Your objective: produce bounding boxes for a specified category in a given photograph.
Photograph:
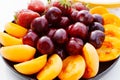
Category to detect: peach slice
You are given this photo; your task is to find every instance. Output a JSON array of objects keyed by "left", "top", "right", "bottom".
[
  {"left": 0, "top": 45, "right": 36, "bottom": 62},
  {"left": 4, "top": 22, "right": 28, "bottom": 38},
  {"left": 102, "top": 13, "right": 120, "bottom": 26},
  {"left": 14, "top": 54, "right": 47, "bottom": 75},
  {"left": 0, "top": 32, "right": 22, "bottom": 46},
  {"left": 58, "top": 55, "right": 86, "bottom": 80},
  {"left": 89, "top": 6, "right": 109, "bottom": 15},
  {"left": 104, "top": 24, "right": 120, "bottom": 39},
  {"left": 37, "top": 54, "right": 62, "bottom": 80},
  {"left": 97, "top": 36, "right": 120, "bottom": 62},
  {"left": 82, "top": 43, "right": 99, "bottom": 78}
]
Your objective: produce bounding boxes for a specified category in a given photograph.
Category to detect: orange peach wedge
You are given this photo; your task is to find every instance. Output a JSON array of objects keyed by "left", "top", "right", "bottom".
[
  {"left": 89, "top": 6, "right": 109, "bottom": 15},
  {"left": 37, "top": 54, "right": 62, "bottom": 80},
  {"left": 0, "top": 32, "right": 22, "bottom": 46},
  {"left": 102, "top": 13, "right": 120, "bottom": 26},
  {"left": 4, "top": 22, "right": 28, "bottom": 38},
  {"left": 104, "top": 24, "right": 120, "bottom": 39},
  {"left": 82, "top": 43, "right": 99, "bottom": 78},
  {"left": 14, "top": 54, "right": 47, "bottom": 75},
  {"left": 58, "top": 55, "right": 86, "bottom": 80},
  {"left": 97, "top": 36, "right": 120, "bottom": 62},
  {"left": 0, "top": 45, "right": 36, "bottom": 62}
]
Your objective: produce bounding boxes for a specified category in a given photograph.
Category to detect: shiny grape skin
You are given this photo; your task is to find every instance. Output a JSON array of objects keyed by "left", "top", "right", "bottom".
[
  {"left": 47, "top": 28, "right": 57, "bottom": 39},
  {"left": 90, "top": 22, "right": 105, "bottom": 32},
  {"left": 67, "top": 22, "right": 88, "bottom": 40},
  {"left": 73, "top": 2, "right": 88, "bottom": 11},
  {"left": 45, "top": 7, "right": 62, "bottom": 24},
  {"left": 89, "top": 30, "right": 105, "bottom": 49},
  {"left": 66, "top": 37, "right": 84, "bottom": 55},
  {"left": 76, "top": 10, "right": 94, "bottom": 25},
  {"left": 52, "top": 28, "right": 68, "bottom": 44},
  {"left": 31, "top": 16, "right": 48, "bottom": 35},
  {"left": 22, "top": 31, "right": 39, "bottom": 47},
  {"left": 93, "top": 14, "right": 104, "bottom": 25},
  {"left": 70, "top": 10, "right": 78, "bottom": 23},
  {"left": 59, "top": 17, "right": 70, "bottom": 28},
  {"left": 54, "top": 48, "right": 68, "bottom": 60},
  {"left": 37, "top": 36, "right": 54, "bottom": 54},
  {"left": 53, "top": 1, "right": 72, "bottom": 16}
]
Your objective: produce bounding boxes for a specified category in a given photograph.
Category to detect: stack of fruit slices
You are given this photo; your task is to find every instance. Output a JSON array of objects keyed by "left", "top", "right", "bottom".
[{"left": 0, "top": 0, "right": 120, "bottom": 80}]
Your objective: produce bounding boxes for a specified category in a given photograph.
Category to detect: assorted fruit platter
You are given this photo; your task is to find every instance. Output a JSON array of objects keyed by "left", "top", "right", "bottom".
[{"left": 0, "top": 0, "right": 120, "bottom": 80}]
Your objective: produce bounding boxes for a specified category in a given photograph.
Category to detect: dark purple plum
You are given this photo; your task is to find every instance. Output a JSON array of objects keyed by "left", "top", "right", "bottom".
[
  {"left": 89, "top": 30, "right": 105, "bottom": 49},
  {"left": 70, "top": 10, "right": 78, "bottom": 23},
  {"left": 59, "top": 17, "right": 70, "bottom": 28},
  {"left": 76, "top": 10, "right": 94, "bottom": 25},
  {"left": 67, "top": 22, "right": 88, "bottom": 40},
  {"left": 73, "top": 2, "right": 88, "bottom": 11},
  {"left": 93, "top": 14, "right": 104, "bottom": 24},
  {"left": 90, "top": 22, "right": 105, "bottom": 32},
  {"left": 37, "top": 36, "right": 54, "bottom": 54},
  {"left": 22, "top": 31, "right": 39, "bottom": 47},
  {"left": 45, "top": 7, "right": 62, "bottom": 24},
  {"left": 47, "top": 28, "right": 57, "bottom": 38},
  {"left": 31, "top": 16, "right": 48, "bottom": 35},
  {"left": 66, "top": 37, "right": 84, "bottom": 55},
  {"left": 53, "top": 28, "right": 68, "bottom": 44}
]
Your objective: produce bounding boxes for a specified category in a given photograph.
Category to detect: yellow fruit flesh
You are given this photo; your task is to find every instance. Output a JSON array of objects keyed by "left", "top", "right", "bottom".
[
  {"left": 0, "top": 45, "right": 36, "bottom": 62},
  {"left": 102, "top": 13, "right": 120, "bottom": 26},
  {"left": 72, "top": 0, "right": 120, "bottom": 8},
  {"left": 97, "top": 36, "right": 120, "bottom": 62},
  {"left": 4, "top": 22, "right": 28, "bottom": 38},
  {"left": 14, "top": 54, "right": 47, "bottom": 75},
  {"left": 104, "top": 24, "right": 120, "bottom": 39},
  {"left": 82, "top": 43, "right": 99, "bottom": 78},
  {"left": 0, "top": 32, "right": 22, "bottom": 46},
  {"left": 37, "top": 54, "right": 62, "bottom": 80},
  {"left": 58, "top": 55, "right": 86, "bottom": 80},
  {"left": 89, "top": 6, "right": 109, "bottom": 15}
]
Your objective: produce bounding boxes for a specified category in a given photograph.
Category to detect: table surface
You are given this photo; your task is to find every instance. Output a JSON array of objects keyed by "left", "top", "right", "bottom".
[{"left": 0, "top": 0, "right": 120, "bottom": 80}]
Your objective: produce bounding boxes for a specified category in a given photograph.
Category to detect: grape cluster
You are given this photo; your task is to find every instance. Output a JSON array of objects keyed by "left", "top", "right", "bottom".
[{"left": 22, "top": 1, "right": 105, "bottom": 59}]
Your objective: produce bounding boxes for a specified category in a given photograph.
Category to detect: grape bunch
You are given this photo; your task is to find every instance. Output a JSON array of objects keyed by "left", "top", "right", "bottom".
[{"left": 16, "top": 0, "right": 105, "bottom": 59}]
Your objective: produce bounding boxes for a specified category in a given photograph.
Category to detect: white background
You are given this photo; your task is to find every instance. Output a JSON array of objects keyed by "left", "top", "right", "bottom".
[{"left": 0, "top": 0, "right": 120, "bottom": 80}]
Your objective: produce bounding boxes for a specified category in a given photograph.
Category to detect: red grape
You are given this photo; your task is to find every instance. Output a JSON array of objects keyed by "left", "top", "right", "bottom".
[
  {"left": 93, "top": 14, "right": 104, "bottom": 24},
  {"left": 76, "top": 10, "right": 93, "bottom": 25},
  {"left": 89, "top": 30, "right": 105, "bottom": 48},
  {"left": 73, "top": 2, "right": 88, "bottom": 11},
  {"left": 31, "top": 16, "right": 48, "bottom": 35},
  {"left": 66, "top": 37, "right": 84, "bottom": 55},
  {"left": 70, "top": 10, "right": 78, "bottom": 23},
  {"left": 37, "top": 36, "right": 54, "bottom": 54},
  {"left": 67, "top": 22, "right": 88, "bottom": 40},
  {"left": 59, "top": 17, "right": 70, "bottom": 28},
  {"left": 53, "top": 1, "right": 72, "bottom": 16},
  {"left": 90, "top": 22, "right": 105, "bottom": 32},
  {"left": 53, "top": 28, "right": 68, "bottom": 44},
  {"left": 45, "top": 7, "right": 62, "bottom": 24},
  {"left": 22, "top": 31, "right": 39, "bottom": 47}
]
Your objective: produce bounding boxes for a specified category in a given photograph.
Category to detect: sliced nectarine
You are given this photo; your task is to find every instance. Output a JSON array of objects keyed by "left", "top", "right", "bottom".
[
  {"left": 0, "top": 32, "right": 22, "bottom": 46},
  {"left": 89, "top": 6, "right": 109, "bottom": 15},
  {"left": 4, "top": 22, "right": 28, "bottom": 38},
  {"left": 37, "top": 54, "right": 62, "bottom": 80},
  {"left": 58, "top": 55, "right": 86, "bottom": 80},
  {"left": 0, "top": 45, "right": 36, "bottom": 62},
  {"left": 104, "top": 24, "right": 120, "bottom": 39},
  {"left": 97, "top": 36, "right": 120, "bottom": 62},
  {"left": 82, "top": 43, "right": 99, "bottom": 78},
  {"left": 14, "top": 54, "right": 47, "bottom": 75},
  {"left": 102, "top": 13, "right": 120, "bottom": 26}
]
